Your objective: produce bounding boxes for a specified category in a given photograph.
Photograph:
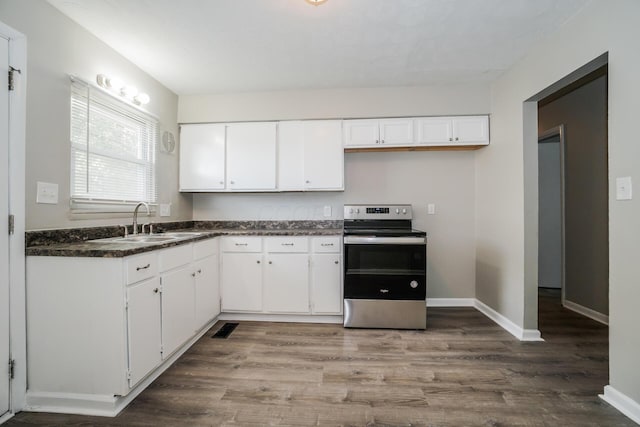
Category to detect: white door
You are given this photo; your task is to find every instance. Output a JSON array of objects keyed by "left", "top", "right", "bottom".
[
  {"left": 0, "top": 35, "right": 11, "bottom": 417},
  {"left": 452, "top": 116, "right": 489, "bottom": 144},
  {"left": 194, "top": 256, "right": 220, "bottom": 329},
  {"left": 220, "top": 253, "right": 263, "bottom": 312},
  {"left": 161, "top": 267, "right": 195, "bottom": 358},
  {"left": 126, "top": 278, "right": 162, "bottom": 387},
  {"left": 226, "top": 122, "right": 276, "bottom": 190},
  {"left": 415, "top": 117, "right": 454, "bottom": 145},
  {"left": 277, "top": 121, "right": 305, "bottom": 190},
  {"left": 379, "top": 118, "right": 414, "bottom": 146},
  {"left": 264, "top": 254, "right": 309, "bottom": 313},
  {"left": 343, "top": 119, "right": 379, "bottom": 147},
  {"left": 179, "top": 123, "right": 226, "bottom": 190},
  {"left": 311, "top": 254, "right": 342, "bottom": 314},
  {"left": 303, "top": 120, "right": 343, "bottom": 190}
]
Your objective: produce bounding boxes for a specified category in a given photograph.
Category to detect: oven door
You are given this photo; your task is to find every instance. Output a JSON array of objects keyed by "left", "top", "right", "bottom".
[{"left": 343, "top": 236, "right": 426, "bottom": 300}]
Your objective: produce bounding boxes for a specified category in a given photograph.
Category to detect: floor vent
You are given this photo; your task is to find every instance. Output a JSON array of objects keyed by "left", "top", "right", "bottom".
[{"left": 212, "top": 322, "right": 239, "bottom": 339}]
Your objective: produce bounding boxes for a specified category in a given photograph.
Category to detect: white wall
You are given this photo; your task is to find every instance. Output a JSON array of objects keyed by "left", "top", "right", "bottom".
[
  {"left": 476, "top": 0, "right": 640, "bottom": 408},
  {"left": 0, "top": 0, "right": 191, "bottom": 230},
  {"left": 182, "top": 83, "right": 490, "bottom": 299}
]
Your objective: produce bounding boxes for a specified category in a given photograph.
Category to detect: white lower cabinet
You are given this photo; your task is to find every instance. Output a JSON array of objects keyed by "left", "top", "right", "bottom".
[
  {"left": 310, "top": 254, "right": 342, "bottom": 314},
  {"left": 264, "top": 253, "right": 310, "bottom": 313},
  {"left": 220, "top": 236, "right": 342, "bottom": 316},
  {"left": 221, "top": 252, "right": 263, "bottom": 312},
  {"left": 126, "top": 277, "right": 162, "bottom": 387},
  {"left": 25, "top": 237, "right": 221, "bottom": 416},
  {"left": 160, "top": 265, "right": 196, "bottom": 358}
]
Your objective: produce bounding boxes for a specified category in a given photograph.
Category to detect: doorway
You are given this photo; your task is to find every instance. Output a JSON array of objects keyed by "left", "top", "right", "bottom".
[{"left": 537, "top": 66, "right": 609, "bottom": 326}]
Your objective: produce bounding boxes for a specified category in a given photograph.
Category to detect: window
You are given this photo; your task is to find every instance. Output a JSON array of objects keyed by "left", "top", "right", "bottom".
[{"left": 70, "top": 77, "right": 158, "bottom": 213}]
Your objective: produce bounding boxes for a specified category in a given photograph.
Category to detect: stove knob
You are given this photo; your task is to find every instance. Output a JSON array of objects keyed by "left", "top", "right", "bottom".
[
  {"left": 349, "top": 208, "right": 354, "bottom": 214},
  {"left": 395, "top": 208, "right": 400, "bottom": 214},
  {"left": 402, "top": 208, "right": 407, "bottom": 215},
  {"left": 355, "top": 208, "right": 360, "bottom": 213},
  {"left": 410, "top": 280, "right": 418, "bottom": 289}
]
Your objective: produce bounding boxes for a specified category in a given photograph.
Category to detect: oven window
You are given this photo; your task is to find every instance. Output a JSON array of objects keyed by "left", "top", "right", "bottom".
[{"left": 344, "top": 244, "right": 425, "bottom": 276}]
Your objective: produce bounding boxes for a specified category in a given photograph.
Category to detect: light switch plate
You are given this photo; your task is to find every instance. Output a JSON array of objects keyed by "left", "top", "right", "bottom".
[
  {"left": 427, "top": 203, "right": 436, "bottom": 215},
  {"left": 616, "top": 176, "right": 632, "bottom": 200},
  {"left": 160, "top": 203, "right": 171, "bottom": 217},
  {"left": 323, "top": 205, "right": 332, "bottom": 217},
  {"left": 36, "top": 181, "right": 59, "bottom": 204}
]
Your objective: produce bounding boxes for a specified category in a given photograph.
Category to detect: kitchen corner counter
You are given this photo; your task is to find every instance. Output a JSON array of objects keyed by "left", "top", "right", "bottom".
[{"left": 26, "top": 223, "right": 343, "bottom": 258}]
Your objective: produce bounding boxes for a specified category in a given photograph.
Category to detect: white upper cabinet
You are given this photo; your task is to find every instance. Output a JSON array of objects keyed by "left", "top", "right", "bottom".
[
  {"left": 415, "top": 116, "right": 489, "bottom": 146},
  {"left": 226, "top": 122, "right": 277, "bottom": 190},
  {"left": 278, "top": 120, "right": 343, "bottom": 191},
  {"left": 343, "top": 119, "right": 380, "bottom": 146},
  {"left": 179, "top": 123, "right": 226, "bottom": 191},
  {"left": 302, "top": 120, "right": 343, "bottom": 190},
  {"left": 378, "top": 119, "right": 414, "bottom": 146},
  {"left": 344, "top": 118, "right": 414, "bottom": 147}
]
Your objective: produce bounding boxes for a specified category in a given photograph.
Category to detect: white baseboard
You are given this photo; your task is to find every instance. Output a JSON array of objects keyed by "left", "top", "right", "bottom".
[
  {"left": 25, "top": 317, "right": 219, "bottom": 417},
  {"left": 0, "top": 412, "right": 14, "bottom": 425},
  {"left": 600, "top": 385, "right": 640, "bottom": 425},
  {"left": 219, "top": 313, "right": 343, "bottom": 324},
  {"left": 563, "top": 299, "right": 609, "bottom": 325},
  {"left": 474, "top": 299, "right": 543, "bottom": 342},
  {"left": 427, "top": 298, "right": 475, "bottom": 307}
]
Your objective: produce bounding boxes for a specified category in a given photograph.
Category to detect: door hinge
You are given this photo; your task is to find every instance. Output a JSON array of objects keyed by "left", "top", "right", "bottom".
[
  {"left": 8, "top": 215, "right": 15, "bottom": 235},
  {"left": 8, "top": 359, "right": 15, "bottom": 380},
  {"left": 8, "top": 66, "right": 21, "bottom": 91},
  {"left": 160, "top": 345, "right": 164, "bottom": 355},
  {"left": 126, "top": 370, "right": 132, "bottom": 380}
]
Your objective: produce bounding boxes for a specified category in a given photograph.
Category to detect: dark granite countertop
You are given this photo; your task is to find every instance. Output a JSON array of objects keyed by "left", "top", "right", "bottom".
[{"left": 26, "top": 225, "right": 343, "bottom": 258}]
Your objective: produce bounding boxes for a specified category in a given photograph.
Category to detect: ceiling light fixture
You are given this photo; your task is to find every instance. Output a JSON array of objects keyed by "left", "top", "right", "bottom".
[{"left": 305, "top": 0, "right": 328, "bottom": 6}]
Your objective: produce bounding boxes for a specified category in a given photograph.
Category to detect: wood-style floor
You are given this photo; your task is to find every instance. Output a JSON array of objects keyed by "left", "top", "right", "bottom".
[{"left": 7, "top": 290, "right": 633, "bottom": 426}]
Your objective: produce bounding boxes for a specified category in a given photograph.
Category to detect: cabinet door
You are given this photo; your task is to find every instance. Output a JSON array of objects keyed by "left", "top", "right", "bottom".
[
  {"left": 194, "top": 255, "right": 220, "bottom": 329},
  {"left": 278, "top": 121, "right": 305, "bottom": 191},
  {"left": 264, "top": 254, "right": 310, "bottom": 313},
  {"left": 221, "top": 253, "right": 263, "bottom": 312},
  {"left": 453, "top": 116, "right": 489, "bottom": 145},
  {"left": 379, "top": 118, "right": 414, "bottom": 146},
  {"left": 179, "top": 124, "right": 226, "bottom": 190},
  {"left": 303, "top": 120, "right": 344, "bottom": 190},
  {"left": 161, "top": 266, "right": 196, "bottom": 358},
  {"left": 127, "top": 277, "right": 162, "bottom": 387},
  {"left": 226, "top": 122, "right": 277, "bottom": 190},
  {"left": 415, "top": 117, "right": 454, "bottom": 145},
  {"left": 343, "top": 119, "right": 380, "bottom": 147},
  {"left": 311, "top": 254, "right": 342, "bottom": 314}
]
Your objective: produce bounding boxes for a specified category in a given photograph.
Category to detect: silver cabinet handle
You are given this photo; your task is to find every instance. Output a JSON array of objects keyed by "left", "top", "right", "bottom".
[
  {"left": 334, "top": 260, "right": 339, "bottom": 264},
  {"left": 192, "top": 272, "right": 196, "bottom": 277},
  {"left": 153, "top": 288, "right": 159, "bottom": 293},
  {"left": 305, "top": 180, "right": 310, "bottom": 184},
  {"left": 455, "top": 137, "right": 459, "bottom": 141},
  {"left": 136, "top": 263, "right": 150, "bottom": 271},
  {"left": 281, "top": 243, "right": 294, "bottom": 246},
  {"left": 230, "top": 180, "right": 235, "bottom": 184},
  {"left": 449, "top": 137, "right": 453, "bottom": 141},
  {"left": 197, "top": 269, "right": 202, "bottom": 274},
  {"left": 380, "top": 289, "right": 389, "bottom": 293},
  {"left": 219, "top": 181, "right": 224, "bottom": 185},
  {"left": 235, "top": 243, "right": 248, "bottom": 246},
  {"left": 375, "top": 139, "right": 380, "bottom": 144},
  {"left": 381, "top": 140, "right": 385, "bottom": 144},
  {"left": 256, "top": 260, "right": 261, "bottom": 264},
  {"left": 268, "top": 261, "right": 272, "bottom": 264},
  {"left": 321, "top": 243, "right": 334, "bottom": 246}
]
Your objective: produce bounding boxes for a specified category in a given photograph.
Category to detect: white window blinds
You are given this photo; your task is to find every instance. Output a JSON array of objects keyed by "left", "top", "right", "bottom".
[{"left": 70, "top": 78, "right": 158, "bottom": 212}]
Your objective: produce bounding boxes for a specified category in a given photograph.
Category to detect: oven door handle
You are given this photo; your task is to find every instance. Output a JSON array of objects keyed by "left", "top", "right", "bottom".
[{"left": 343, "top": 236, "right": 426, "bottom": 245}]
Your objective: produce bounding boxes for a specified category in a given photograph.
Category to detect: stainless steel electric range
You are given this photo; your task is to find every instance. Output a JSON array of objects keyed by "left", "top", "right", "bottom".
[{"left": 343, "top": 204, "right": 427, "bottom": 330}]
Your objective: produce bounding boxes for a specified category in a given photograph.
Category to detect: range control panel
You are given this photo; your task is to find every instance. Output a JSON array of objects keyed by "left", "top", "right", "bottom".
[{"left": 344, "top": 204, "right": 413, "bottom": 220}]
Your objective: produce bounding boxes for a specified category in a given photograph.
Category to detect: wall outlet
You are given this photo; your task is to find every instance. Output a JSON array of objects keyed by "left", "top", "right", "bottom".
[
  {"left": 427, "top": 203, "right": 436, "bottom": 215},
  {"left": 616, "top": 176, "right": 632, "bottom": 200},
  {"left": 36, "top": 181, "right": 59, "bottom": 204},
  {"left": 160, "top": 203, "right": 171, "bottom": 217},
  {"left": 323, "top": 205, "right": 332, "bottom": 217}
]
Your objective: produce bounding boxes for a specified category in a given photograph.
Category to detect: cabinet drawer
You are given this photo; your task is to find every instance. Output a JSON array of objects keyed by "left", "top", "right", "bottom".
[
  {"left": 312, "top": 237, "right": 342, "bottom": 253},
  {"left": 158, "top": 244, "right": 193, "bottom": 272},
  {"left": 126, "top": 252, "right": 158, "bottom": 285},
  {"left": 221, "top": 237, "right": 262, "bottom": 252},
  {"left": 193, "top": 238, "right": 218, "bottom": 260},
  {"left": 265, "top": 236, "right": 309, "bottom": 253}
]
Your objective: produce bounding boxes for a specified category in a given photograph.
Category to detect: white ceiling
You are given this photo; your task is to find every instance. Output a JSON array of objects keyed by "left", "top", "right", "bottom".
[{"left": 47, "top": 0, "right": 589, "bottom": 95}]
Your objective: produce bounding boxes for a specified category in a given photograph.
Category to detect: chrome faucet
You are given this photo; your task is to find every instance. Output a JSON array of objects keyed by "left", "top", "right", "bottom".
[{"left": 132, "top": 202, "right": 150, "bottom": 235}]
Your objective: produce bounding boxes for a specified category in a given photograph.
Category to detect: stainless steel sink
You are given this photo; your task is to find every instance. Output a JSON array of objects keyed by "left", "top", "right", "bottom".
[
  {"left": 119, "top": 235, "right": 177, "bottom": 243},
  {"left": 160, "top": 231, "right": 206, "bottom": 238},
  {"left": 89, "top": 231, "right": 206, "bottom": 244}
]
